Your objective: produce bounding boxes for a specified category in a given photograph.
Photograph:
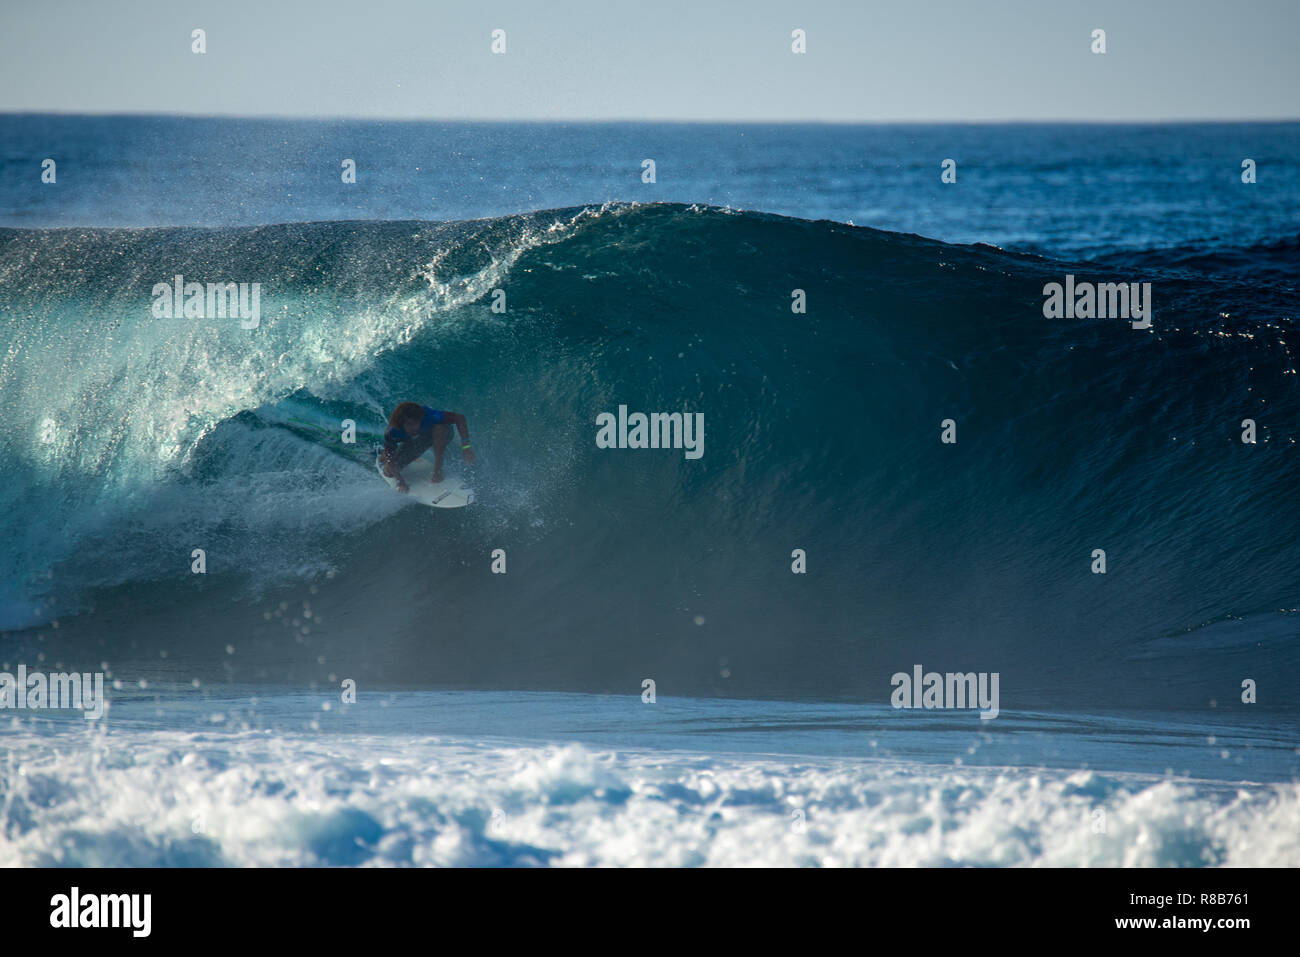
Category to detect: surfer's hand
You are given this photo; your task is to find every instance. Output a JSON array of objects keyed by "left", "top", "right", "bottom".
[
  {"left": 396, "top": 479, "right": 409, "bottom": 493},
  {"left": 462, "top": 447, "right": 476, "bottom": 466}
]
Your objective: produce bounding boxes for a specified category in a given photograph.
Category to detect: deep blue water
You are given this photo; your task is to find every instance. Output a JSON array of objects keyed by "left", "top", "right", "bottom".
[
  {"left": 0, "top": 117, "right": 1297, "bottom": 866},
  {"left": 3, "top": 117, "right": 1298, "bottom": 255}
]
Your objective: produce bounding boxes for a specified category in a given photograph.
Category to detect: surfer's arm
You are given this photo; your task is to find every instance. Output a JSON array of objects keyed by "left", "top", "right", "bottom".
[
  {"left": 379, "top": 433, "right": 410, "bottom": 490},
  {"left": 445, "top": 412, "right": 475, "bottom": 464},
  {"left": 386, "top": 457, "right": 410, "bottom": 492},
  {"left": 445, "top": 412, "right": 469, "bottom": 443}
]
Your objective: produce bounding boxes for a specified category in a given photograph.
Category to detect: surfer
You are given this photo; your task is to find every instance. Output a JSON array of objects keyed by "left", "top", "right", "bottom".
[{"left": 379, "top": 401, "right": 475, "bottom": 493}]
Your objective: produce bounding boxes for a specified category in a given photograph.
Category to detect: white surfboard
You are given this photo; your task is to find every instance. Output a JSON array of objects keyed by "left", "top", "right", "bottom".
[{"left": 376, "top": 454, "right": 474, "bottom": 508}]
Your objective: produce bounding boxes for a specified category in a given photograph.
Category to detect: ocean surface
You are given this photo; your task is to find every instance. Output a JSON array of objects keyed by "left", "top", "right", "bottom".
[{"left": 1, "top": 117, "right": 1297, "bottom": 866}]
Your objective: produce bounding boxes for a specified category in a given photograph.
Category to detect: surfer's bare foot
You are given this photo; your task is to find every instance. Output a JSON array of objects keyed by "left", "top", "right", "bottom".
[
  {"left": 431, "top": 469, "right": 444, "bottom": 484},
  {"left": 396, "top": 479, "right": 409, "bottom": 493}
]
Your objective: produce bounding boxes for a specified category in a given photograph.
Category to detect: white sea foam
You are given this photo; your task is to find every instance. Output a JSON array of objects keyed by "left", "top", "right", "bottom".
[{"left": 2, "top": 725, "right": 1295, "bottom": 867}]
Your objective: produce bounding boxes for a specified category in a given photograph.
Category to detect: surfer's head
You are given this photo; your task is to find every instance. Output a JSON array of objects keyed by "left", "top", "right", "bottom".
[{"left": 389, "top": 401, "right": 424, "bottom": 436}]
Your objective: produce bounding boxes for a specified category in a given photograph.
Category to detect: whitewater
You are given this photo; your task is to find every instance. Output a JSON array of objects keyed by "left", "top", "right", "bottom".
[{"left": 4, "top": 691, "right": 1297, "bottom": 867}]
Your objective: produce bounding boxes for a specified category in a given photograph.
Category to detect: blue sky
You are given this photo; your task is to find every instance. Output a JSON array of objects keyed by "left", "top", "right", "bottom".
[{"left": 1, "top": 0, "right": 1296, "bottom": 121}]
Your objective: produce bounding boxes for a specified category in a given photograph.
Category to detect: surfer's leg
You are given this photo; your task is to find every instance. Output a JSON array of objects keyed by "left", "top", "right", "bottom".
[
  {"left": 394, "top": 433, "right": 434, "bottom": 470},
  {"left": 430, "top": 424, "right": 452, "bottom": 482}
]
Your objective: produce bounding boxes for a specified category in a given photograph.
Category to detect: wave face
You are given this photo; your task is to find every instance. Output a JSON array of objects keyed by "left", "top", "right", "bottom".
[{"left": 1, "top": 204, "right": 1298, "bottom": 708}]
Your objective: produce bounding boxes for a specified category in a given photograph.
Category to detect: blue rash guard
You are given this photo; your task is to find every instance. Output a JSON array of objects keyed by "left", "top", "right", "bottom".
[{"left": 383, "top": 406, "right": 448, "bottom": 454}]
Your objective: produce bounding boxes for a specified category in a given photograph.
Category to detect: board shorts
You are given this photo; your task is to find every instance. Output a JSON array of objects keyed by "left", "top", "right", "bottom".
[{"left": 389, "top": 423, "right": 451, "bottom": 469}]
